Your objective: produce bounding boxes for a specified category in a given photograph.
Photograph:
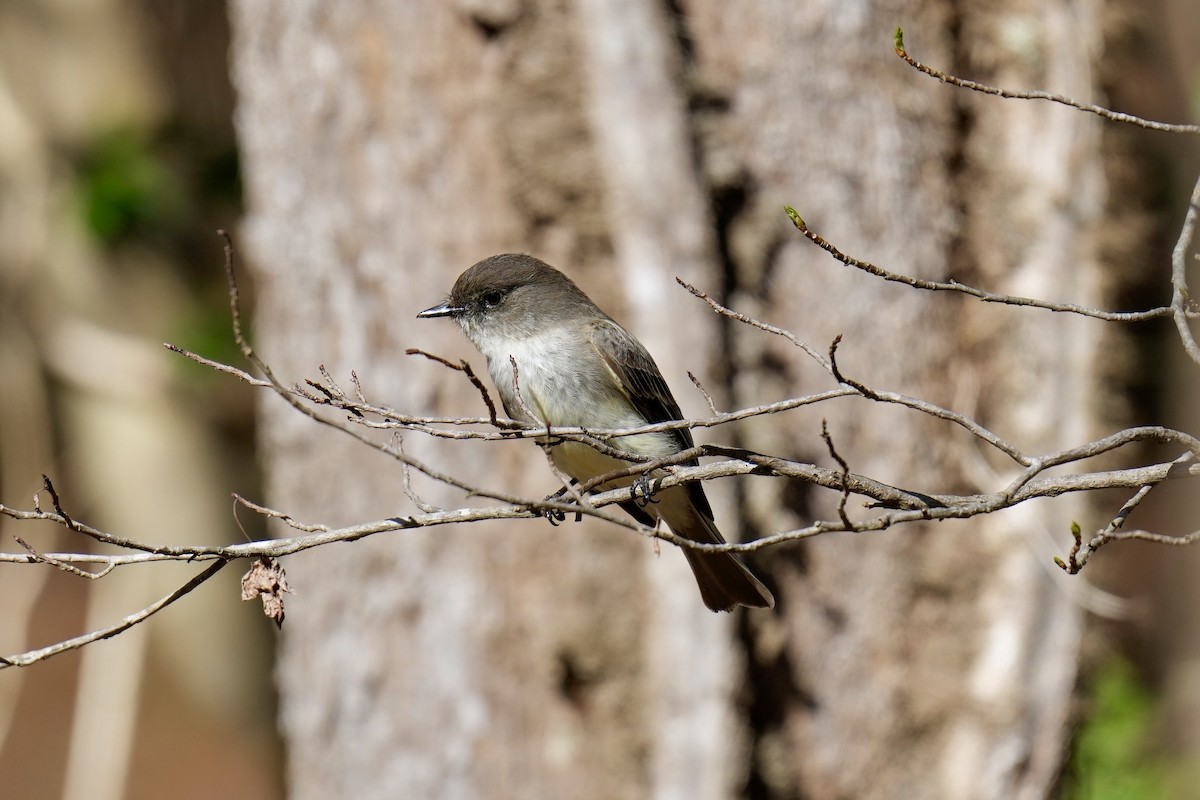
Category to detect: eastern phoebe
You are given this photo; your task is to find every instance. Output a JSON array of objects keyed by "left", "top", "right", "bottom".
[{"left": 418, "top": 254, "right": 774, "bottom": 612}]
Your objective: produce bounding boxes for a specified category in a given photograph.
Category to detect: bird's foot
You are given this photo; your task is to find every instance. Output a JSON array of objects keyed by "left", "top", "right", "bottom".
[
  {"left": 543, "top": 485, "right": 582, "bottom": 525},
  {"left": 632, "top": 473, "right": 659, "bottom": 508}
]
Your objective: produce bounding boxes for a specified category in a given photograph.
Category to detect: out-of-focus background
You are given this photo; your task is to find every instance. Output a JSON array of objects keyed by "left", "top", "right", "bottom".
[
  {"left": 0, "top": 2, "right": 1197, "bottom": 799},
  {"left": 0, "top": 2, "right": 278, "bottom": 798}
]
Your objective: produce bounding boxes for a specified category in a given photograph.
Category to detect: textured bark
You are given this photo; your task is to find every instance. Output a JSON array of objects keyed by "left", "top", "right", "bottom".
[
  {"left": 678, "top": 2, "right": 1097, "bottom": 795},
  {"left": 230, "top": 1, "right": 1124, "bottom": 797}
]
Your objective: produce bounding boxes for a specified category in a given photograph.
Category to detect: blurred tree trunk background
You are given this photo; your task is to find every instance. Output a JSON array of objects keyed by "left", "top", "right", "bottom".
[
  {"left": 2, "top": 1, "right": 1195, "bottom": 799},
  {"left": 0, "top": 2, "right": 275, "bottom": 799},
  {"left": 228, "top": 1, "right": 1199, "bottom": 798}
]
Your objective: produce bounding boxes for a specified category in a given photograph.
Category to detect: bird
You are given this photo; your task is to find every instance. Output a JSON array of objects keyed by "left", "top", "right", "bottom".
[{"left": 418, "top": 253, "right": 773, "bottom": 612}]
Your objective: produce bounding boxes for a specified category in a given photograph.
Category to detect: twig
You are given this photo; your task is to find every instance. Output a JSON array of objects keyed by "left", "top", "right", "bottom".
[
  {"left": 317, "top": 365, "right": 342, "bottom": 396},
  {"left": 0, "top": 560, "right": 229, "bottom": 669},
  {"left": 395, "top": 434, "right": 441, "bottom": 514},
  {"left": 508, "top": 355, "right": 541, "bottom": 425},
  {"left": 38, "top": 475, "right": 78, "bottom": 531},
  {"left": 350, "top": 388, "right": 857, "bottom": 440},
  {"left": 687, "top": 371, "right": 719, "bottom": 415},
  {"left": 406, "top": 348, "right": 504, "bottom": 426},
  {"left": 1090, "top": 528, "right": 1200, "bottom": 548},
  {"left": 893, "top": 27, "right": 1200, "bottom": 135},
  {"left": 1059, "top": 522, "right": 1085, "bottom": 574},
  {"left": 26, "top": 480, "right": 215, "bottom": 556},
  {"left": 350, "top": 370, "right": 367, "bottom": 403},
  {"left": 680, "top": 277, "right": 1031, "bottom": 463},
  {"left": 827, "top": 335, "right": 881, "bottom": 400},
  {"left": 1057, "top": 452, "right": 1199, "bottom": 573},
  {"left": 677, "top": 277, "right": 832, "bottom": 370},
  {"left": 163, "top": 343, "right": 272, "bottom": 387},
  {"left": 312, "top": 365, "right": 363, "bottom": 417},
  {"left": 541, "top": 455, "right": 591, "bottom": 515},
  {"left": 233, "top": 493, "right": 330, "bottom": 533},
  {"left": 1170, "top": 173, "right": 1200, "bottom": 365},
  {"left": 784, "top": 207, "right": 1173, "bottom": 323},
  {"left": 219, "top": 230, "right": 255, "bottom": 364},
  {"left": 13, "top": 536, "right": 115, "bottom": 580},
  {"left": 820, "top": 421, "right": 853, "bottom": 527}
]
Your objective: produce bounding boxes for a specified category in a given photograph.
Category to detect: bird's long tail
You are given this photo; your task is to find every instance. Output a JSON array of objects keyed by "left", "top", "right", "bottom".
[
  {"left": 679, "top": 529, "right": 775, "bottom": 612},
  {"left": 655, "top": 485, "right": 775, "bottom": 612}
]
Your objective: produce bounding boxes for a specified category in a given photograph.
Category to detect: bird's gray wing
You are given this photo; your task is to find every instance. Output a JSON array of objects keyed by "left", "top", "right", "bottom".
[
  {"left": 588, "top": 318, "right": 717, "bottom": 524},
  {"left": 587, "top": 319, "right": 692, "bottom": 448}
]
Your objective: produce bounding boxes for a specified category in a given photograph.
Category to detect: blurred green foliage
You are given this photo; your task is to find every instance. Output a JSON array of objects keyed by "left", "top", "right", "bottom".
[
  {"left": 70, "top": 117, "right": 246, "bottom": 387},
  {"left": 76, "top": 127, "right": 188, "bottom": 244},
  {"left": 72, "top": 119, "right": 241, "bottom": 271},
  {"left": 1066, "top": 657, "right": 1188, "bottom": 800}
]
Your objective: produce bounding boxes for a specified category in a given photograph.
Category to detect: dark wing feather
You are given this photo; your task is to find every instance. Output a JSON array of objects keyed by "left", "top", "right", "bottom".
[
  {"left": 588, "top": 319, "right": 714, "bottom": 518},
  {"left": 589, "top": 319, "right": 773, "bottom": 611},
  {"left": 587, "top": 319, "right": 693, "bottom": 451}
]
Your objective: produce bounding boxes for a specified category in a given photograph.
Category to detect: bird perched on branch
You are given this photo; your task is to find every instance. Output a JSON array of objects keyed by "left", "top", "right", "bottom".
[{"left": 418, "top": 254, "right": 773, "bottom": 612}]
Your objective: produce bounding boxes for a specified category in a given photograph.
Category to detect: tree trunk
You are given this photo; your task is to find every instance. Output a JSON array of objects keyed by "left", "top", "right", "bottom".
[{"left": 230, "top": 1, "right": 1121, "bottom": 797}]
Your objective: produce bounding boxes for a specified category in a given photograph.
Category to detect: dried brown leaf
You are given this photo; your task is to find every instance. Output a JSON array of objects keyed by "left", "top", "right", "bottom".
[{"left": 241, "top": 556, "right": 292, "bottom": 628}]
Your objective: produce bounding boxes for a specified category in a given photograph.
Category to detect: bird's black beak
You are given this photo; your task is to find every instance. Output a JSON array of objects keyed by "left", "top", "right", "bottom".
[{"left": 416, "top": 302, "right": 463, "bottom": 319}]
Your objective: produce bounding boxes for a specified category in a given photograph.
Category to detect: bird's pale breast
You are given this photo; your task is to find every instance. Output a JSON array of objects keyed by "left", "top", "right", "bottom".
[{"left": 479, "top": 328, "right": 679, "bottom": 484}]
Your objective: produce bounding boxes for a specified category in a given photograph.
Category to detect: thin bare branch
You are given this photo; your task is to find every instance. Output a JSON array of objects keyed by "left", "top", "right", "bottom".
[
  {"left": 13, "top": 536, "right": 116, "bottom": 580},
  {"left": 233, "top": 493, "right": 331, "bottom": 533},
  {"left": 1058, "top": 452, "right": 1199, "bottom": 572},
  {"left": 350, "top": 388, "right": 858, "bottom": 441},
  {"left": 687, "top": 371, "right": 719, "bottom": 415},
  {"left": 676, "top": 277, "right": 832, "bottom": 370},
  {"left": 820, "top": 420, "right": 853, "bottom": 527},
  {"left": 507, "top": 355, "right": 540, "bottom": 425},
  {"left": 1170, "top": 173, "right": 1200, "bottom": 364},
  {"left": 893, "top": 27, "right": 1200, "bottom": 135},
  {"left": 16, "top": 481, "right": 221, "bottom": 556},
  {"left": 2, "top": 446, "right": 1197, "bottom": 575},
  {"left": 395, "top": 434, "right": 441, "bottom": 514},
  {"left": 1090, "top": 528, "right": 1200, "bottom": 548},
  {"left": 784, "top": 207, "right": 1173, "bottom": 323},
  {"left": 38, "top": 475, "right": 78, "bottom": 531},
  {"left": 0, "top": 560, "right": 228, "bottom": 669},
  {"left": 828, "top": 335, "right": 880, "bottom": 401},
  {"left": 677, "top": 279, "right": 1032, "bottom": 463},
  {"left": 828, "top": 337, "right": 1030, "bottom": 464},
  {"left": 164, "top": 343, "right": 273, "bottom": 386},
  {"left": 406, "top": 348, "right": 504, "bottom": 426}
]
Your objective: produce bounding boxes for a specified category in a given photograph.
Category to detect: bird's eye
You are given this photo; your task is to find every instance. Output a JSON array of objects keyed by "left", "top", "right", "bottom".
[{"left": 481, "top": 290, "right": 504, "bottom": 308}]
